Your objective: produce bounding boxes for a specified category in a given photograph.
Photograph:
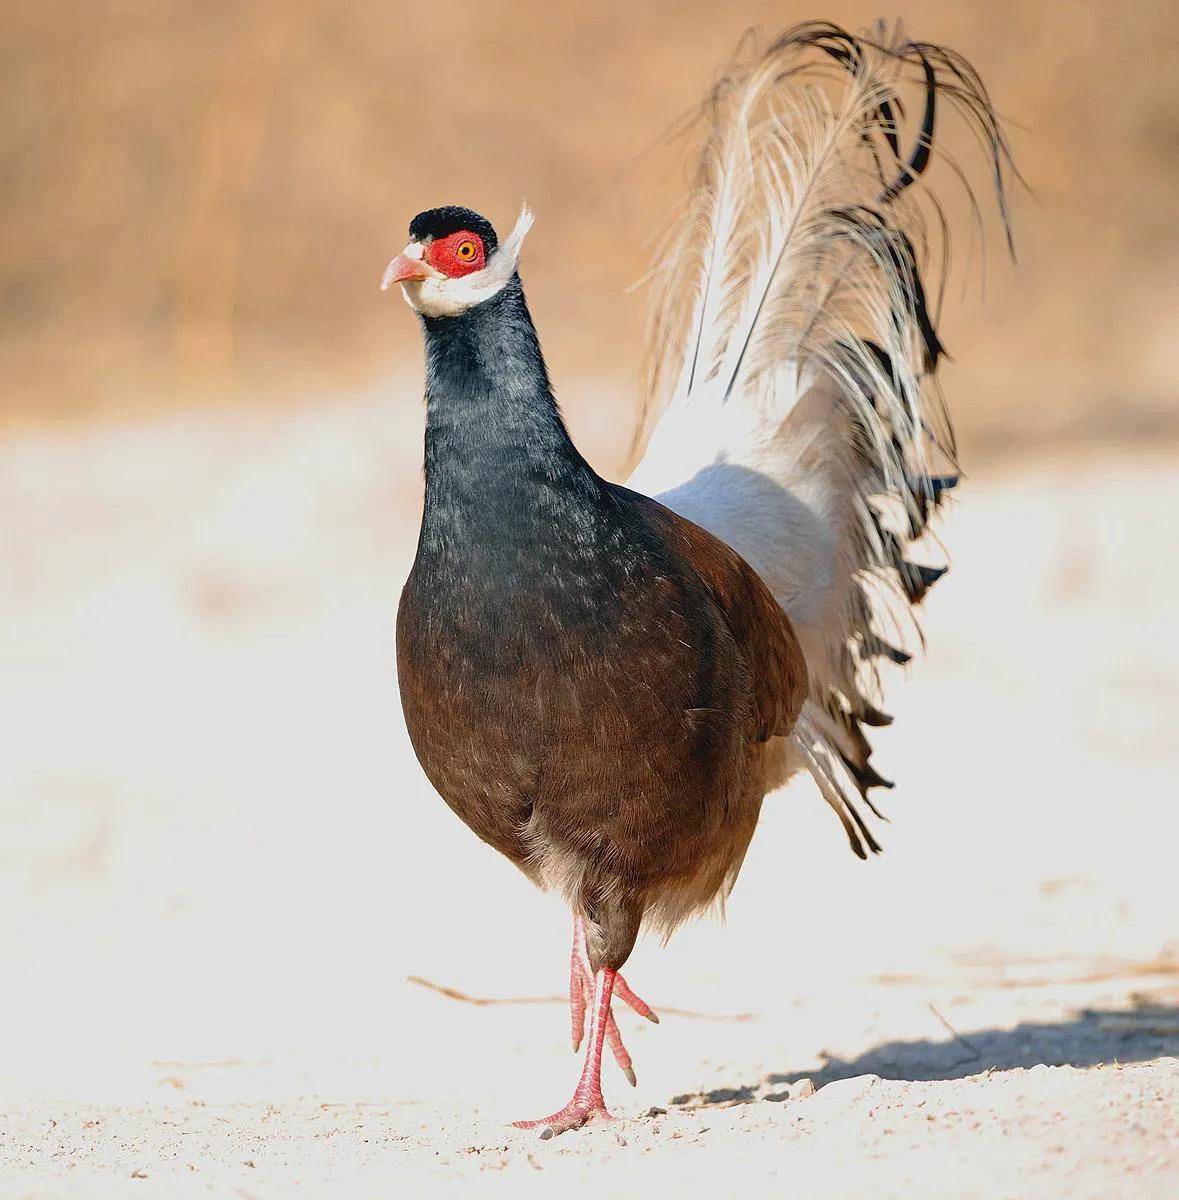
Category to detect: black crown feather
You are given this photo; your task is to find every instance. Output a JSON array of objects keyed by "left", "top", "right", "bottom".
[{"left": 409, "top": 206, "right": 499, "bottom": 252}]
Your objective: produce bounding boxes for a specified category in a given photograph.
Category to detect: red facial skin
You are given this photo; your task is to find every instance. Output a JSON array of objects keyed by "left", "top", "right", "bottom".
[{"left": 425, "top": 230, "right": 486, "bottom": 278}]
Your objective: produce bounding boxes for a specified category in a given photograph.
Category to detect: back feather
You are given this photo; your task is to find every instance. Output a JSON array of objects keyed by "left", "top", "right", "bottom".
[{"left": 627, "top": 20, "right": 1016, "bottom": 857}]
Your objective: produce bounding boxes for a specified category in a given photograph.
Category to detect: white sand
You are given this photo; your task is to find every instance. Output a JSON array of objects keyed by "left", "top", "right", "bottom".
[{"left": 1, "top": 397, "right": 1176, "bottom": 1196}]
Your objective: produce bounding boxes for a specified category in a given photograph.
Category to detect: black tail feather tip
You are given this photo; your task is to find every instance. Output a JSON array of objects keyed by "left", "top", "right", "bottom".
[
  {"left": 902, "top": 561, "right": 949, "bottom": 604},
  {"left": 861, "top": 635, "right": 912, "bottom": 665},
  {"left": 858, "top": 702, "right": 894, "bottom": 727}
]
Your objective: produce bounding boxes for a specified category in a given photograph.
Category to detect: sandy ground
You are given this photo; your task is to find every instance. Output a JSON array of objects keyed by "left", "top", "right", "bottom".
[{"left": 1, "top": 395, "right": 1177, "bottom": 1197}]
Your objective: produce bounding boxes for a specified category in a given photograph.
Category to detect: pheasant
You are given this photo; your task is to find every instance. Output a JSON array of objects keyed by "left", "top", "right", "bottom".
[{"left": 384, "top": 21, "right": 1014, "bottom": 1138}]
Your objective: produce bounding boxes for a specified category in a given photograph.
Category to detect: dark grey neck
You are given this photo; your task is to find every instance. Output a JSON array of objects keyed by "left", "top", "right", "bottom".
[{"left": 415, "top": 276, "right": 604, "bottom": 572}]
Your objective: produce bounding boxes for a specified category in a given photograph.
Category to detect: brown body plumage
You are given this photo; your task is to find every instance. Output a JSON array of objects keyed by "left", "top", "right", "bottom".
[{"left": 398, "top": 471, "right": 806, "bottom": 969}]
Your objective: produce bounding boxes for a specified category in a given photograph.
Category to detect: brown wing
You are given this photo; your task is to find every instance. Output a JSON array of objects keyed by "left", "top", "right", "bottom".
[
  {"left": 625, "top": 490, "right": 895, "bottom": 861},
  {"left": 619, "top": 488, "right": 807, "bottom": 742}
]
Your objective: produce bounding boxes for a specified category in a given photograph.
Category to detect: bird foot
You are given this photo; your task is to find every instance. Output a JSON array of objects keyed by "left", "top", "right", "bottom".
[
  {"left": 512, "top": 1096, "right": 614, "bottom": 1140},
  {"left": 524, "top": 959, "right": 623, "bottom": 1138}
]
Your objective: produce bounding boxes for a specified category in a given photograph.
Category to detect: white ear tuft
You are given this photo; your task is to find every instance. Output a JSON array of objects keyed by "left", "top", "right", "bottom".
[{"left": 482, "top": 203, "right": 535, "bottom": 289}]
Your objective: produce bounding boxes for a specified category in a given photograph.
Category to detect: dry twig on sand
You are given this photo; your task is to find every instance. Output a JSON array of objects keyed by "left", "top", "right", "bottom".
[{"left": 406, "top": 975, "right": 758, "bottom": 1021}]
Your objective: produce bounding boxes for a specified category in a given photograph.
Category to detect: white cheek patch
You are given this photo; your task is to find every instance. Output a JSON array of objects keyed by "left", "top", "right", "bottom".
[{"left": 397, "top": 204, "right": 535, "bottom": 319}]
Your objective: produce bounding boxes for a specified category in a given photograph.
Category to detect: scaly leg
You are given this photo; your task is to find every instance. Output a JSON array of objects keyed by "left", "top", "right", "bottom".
[
  {"left": 514, "top": 966, "right": 617, "bottom": 1138},
  {"left": 569, "top": 914, "right": 659, "bottom": 1085}
]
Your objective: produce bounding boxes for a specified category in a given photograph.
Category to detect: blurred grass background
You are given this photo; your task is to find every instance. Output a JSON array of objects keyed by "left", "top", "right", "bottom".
[{"left": 3, "top": 0, "right": 1178, "bottom": 467}]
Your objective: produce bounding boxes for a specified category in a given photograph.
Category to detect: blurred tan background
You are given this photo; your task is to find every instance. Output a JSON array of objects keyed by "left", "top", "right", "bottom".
[
  {"left": 3, "top": 4, "right": 1178, "bottom": 1195},
  {"left": 4, "top": 0, "right": 1178, "bottom": 462}
]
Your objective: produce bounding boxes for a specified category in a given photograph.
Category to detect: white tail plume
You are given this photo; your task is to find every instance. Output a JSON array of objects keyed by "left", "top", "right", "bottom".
[{"left": 628, "top": 21, "right": 1016, "bottom": 856}]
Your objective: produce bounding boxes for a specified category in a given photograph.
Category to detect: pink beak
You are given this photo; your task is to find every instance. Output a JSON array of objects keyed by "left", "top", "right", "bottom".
[{"left": 381, "top": 252, "right": 432, "bottom": 291}]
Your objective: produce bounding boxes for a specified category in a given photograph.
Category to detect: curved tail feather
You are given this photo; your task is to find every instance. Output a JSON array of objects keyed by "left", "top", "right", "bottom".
[{"left": 628, "top": 21, "right": 1016, "bottom": 855}]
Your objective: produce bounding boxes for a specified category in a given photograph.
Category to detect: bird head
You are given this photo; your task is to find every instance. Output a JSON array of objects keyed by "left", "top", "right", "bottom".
[{"left": 382, "top": 204, "right": 534, "bottom": 318}]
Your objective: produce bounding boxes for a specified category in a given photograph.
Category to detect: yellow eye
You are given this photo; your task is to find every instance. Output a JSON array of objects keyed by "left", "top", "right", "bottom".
[{"left": 456, "top": 240, "right": 477, "bottom": 261}]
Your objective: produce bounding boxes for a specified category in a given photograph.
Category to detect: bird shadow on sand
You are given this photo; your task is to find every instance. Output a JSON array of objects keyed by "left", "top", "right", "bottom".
[{"left": 668, "top": 1001, "right": 1179, "bottom": 1109}]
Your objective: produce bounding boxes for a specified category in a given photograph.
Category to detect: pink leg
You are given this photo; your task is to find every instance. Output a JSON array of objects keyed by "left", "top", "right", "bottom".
[
  {"left": 514, "top": 967, "right": 617, "bottom": 1138},
  {"left": 570, "top": 915, "right": 659, "bottom": 1085},
  {"left": 569, "top": 924, "right": 588, "bottom": 1051}
]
